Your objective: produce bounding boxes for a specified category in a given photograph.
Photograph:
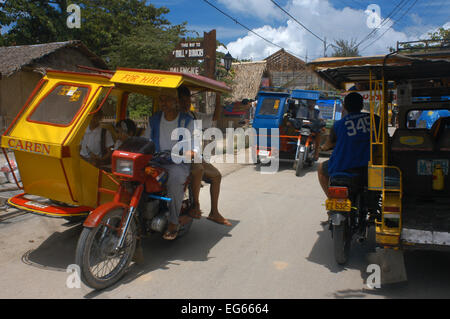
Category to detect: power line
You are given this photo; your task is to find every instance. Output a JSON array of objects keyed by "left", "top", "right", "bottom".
[
  {"left": 394, "top": 0, "right": 443, "bottom": 29},
  {"left": 361, "top": 0, "right": 420, "bottom": 52},
  {"left": 201, "top": 0, "right": 309, "bottom": 61},
  {"left": 269, "top": 0, "right": 324, "bottom": 43},
  {"left": 202, "top": 0, "right": 283, "bottom": 50},
  {"left": 355, "top": 0, "right": 410, "bottom": 49},
  {"left": 269, "top": 0, "right": 338, "bottom": 56}
]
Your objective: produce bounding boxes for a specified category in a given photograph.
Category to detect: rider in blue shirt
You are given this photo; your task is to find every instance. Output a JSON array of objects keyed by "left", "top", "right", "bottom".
[{"left": 317, "top": 92, "right": 376, "bottom": 196}]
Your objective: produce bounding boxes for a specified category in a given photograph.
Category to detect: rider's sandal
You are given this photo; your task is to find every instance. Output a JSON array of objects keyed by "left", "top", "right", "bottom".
[{"left": 163, "top": 225, "right": 180, "bottom": 240}]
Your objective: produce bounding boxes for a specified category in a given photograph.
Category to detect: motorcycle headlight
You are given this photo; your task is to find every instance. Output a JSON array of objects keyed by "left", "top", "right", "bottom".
[
  {"left": 300, "top": 128, "right": 311, "bottom": 136},
  {"left": 115, "top": 158, "right": 134, "bottom": 176}
]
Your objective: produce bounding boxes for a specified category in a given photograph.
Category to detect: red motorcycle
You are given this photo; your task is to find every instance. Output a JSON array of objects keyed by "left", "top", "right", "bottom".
[{"left": 75, "top": 137, "right": 193, "bottom": 289}]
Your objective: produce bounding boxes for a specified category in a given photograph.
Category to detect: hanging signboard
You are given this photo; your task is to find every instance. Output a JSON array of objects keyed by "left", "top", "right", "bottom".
[{"left": 172, "top": 41, "right": 204, "bottom": 59}]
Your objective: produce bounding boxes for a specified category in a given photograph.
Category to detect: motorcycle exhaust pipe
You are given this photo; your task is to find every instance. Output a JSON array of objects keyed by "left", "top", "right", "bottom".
[{"left": 150, "top": 211, "right": 169, "bottom": 233}]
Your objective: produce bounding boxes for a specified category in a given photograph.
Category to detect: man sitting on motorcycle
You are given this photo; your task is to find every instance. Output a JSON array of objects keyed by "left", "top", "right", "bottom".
[
  {"left": 177, "top": 85, "right": 231, "bottom": 226},
  {"left": 306, "top": 100, "right": 324, "bottom": 161},
  {"left": 317, "top": 92, "right": 377, "bottom": 196},
  {"left": 144, "top": 93, "right": 195, "bottom": 240}
]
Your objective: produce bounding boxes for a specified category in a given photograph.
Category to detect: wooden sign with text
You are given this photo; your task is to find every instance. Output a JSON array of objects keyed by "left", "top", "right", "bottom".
[{"left": 172, "top": 41, "right": 204, "bottom": 59}]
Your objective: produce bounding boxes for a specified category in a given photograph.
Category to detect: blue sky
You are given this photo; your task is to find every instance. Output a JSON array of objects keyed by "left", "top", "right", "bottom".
[
  {"left": 2, "top": 1, "right": 448, "bottom": 60},
  {"left": 151, "top": 0, "right": 450, "bottom": 60}
]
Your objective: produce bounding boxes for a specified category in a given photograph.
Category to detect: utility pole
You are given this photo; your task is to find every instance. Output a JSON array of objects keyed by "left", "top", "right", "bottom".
[{"left": 323, "top": 37, "right": 327, "bottom": 57}]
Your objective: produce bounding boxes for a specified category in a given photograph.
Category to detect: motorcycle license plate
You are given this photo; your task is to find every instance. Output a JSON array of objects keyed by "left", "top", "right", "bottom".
[
  {"left": 258, "top": 150, "right": 270, "bottom": 156},
  {"left": 326, "top": 199, "right": 351, "bottom": 212}
]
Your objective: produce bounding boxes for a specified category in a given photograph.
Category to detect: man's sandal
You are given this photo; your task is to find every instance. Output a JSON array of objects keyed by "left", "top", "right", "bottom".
[{"left": 163, "top": 225, "right": 180, "bottom": 240}]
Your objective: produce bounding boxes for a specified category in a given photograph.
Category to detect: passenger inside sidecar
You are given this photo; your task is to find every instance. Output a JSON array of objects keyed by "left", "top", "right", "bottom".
[{"left": 80, "top": 109, "right": 114, "bottom": 167}]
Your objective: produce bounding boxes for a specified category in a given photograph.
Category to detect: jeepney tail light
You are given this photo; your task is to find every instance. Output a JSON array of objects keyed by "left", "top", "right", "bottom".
[{"left": 328, "top": 186, "right": 349, "bottom": 199}]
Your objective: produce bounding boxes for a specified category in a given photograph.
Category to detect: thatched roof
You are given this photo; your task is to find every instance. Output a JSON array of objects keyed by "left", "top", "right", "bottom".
[
  {"left": 265, "top": 49, "right": 307, "bottom": 72},
  {"left": 0, "top": 40, "right": 108, "bottom": 77},
  {"left": 229, "top": 61, "right": 266, "bottom": 101}
]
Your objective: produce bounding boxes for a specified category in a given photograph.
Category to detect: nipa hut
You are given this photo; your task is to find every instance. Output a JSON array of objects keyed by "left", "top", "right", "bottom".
[
  {"left": 229, "top": 60, "right": 267, "bottom": 102},
  {"left": 218, "top": 61, "right": 266, "bottom": 129}
]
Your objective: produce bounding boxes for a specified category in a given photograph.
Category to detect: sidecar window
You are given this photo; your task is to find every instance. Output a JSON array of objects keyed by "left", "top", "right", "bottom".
[{"left": 27, "top": 84, "right": 90, "bottom": 126}]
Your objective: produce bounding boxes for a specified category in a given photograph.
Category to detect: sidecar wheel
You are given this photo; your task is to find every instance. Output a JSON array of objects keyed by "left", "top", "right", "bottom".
[{"left": 75, "top": 208, "right": 136, "bottom": 290}]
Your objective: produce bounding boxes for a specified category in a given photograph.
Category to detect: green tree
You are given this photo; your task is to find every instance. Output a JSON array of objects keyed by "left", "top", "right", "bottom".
[
  {"left": 107, "top": 23, "right": 188, "bottom": 70},
  {"left": 428, "top": 27, "right": 450, "bottom": 40},
  {"left": 331, "top": 39, "right": 360, "bottom": 57},
  {"left": 0, "top": 0, "right": 185, "bottom": 63},
  {"left": 0, "top": 0, "right": 69, "bottom": 45}
]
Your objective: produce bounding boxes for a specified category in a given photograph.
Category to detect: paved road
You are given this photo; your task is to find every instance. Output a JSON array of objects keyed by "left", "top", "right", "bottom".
[{"left": 1, "top": 159, "right": 450, "bottom": 299}]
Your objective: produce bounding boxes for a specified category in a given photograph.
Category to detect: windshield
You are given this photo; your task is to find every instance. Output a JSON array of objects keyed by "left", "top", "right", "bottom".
[
  {"left": 407, "top": 109, "right": 450, "bottom": 129},
  {"left": 27, "top": 84, "right": 90, "bottom": 126},
  {"left": 258, "top": 98, "right": 281, "bottom": 116},
  {"left": 289, "top": 99, "right": 316, "bottom": 119}
]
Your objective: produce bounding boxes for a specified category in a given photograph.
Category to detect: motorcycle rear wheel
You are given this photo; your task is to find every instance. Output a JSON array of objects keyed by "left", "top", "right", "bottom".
[
  {"left": 333, "top": 222, "right": 351, "bottom": 265},
  {"left": 75, "top": 208, "right": 137, "bottom": 290}
]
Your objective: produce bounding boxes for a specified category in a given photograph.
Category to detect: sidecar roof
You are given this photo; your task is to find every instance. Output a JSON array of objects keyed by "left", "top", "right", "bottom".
[{"left": 110, "top": 68, "right": 231, "bottom": 94}]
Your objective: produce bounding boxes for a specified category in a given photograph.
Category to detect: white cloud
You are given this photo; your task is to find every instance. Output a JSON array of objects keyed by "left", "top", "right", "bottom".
[
  {"left": 216, "top": 0, "right": 284, "bottom": 21},
  {"left": 220, "top": 0, "right": 449, "bottom": 61},
  {"left": 410, "top": 13, "right": 423, "bottom": 26}
]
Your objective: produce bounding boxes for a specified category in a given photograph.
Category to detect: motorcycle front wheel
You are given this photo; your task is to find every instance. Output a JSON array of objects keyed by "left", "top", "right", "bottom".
[
  {"left": 75, "top": 208, "right": 137, "bottom": 290},
  {"left": 295, "top": 150, "right": 305, "bottom": 176}
]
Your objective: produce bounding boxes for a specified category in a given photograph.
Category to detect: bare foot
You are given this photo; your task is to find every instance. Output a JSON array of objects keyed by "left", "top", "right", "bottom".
[
  {"left": 207, "top": 212, "right": 232, "bottom": 226},
  {"left": 188, "top": 204, "right": 202, "bottom": 219}
]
